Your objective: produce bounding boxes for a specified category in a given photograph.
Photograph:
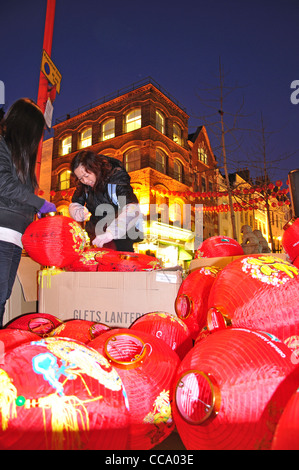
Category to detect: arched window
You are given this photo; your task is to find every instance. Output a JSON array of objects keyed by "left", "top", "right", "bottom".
[
  {"left": 173, "top": 123, "right": 182, "bottom": 146},
  {"left": 156, "top": 148, "right": 167, "bottom": 174},
  {"left": 124, "top": 148, "right": 141, "bottom": 172},
  {"left": 174, "top": 159, "right": 183, "bottom": 182},
  {"left": 59, "top": 170, "right": 71, "bottom": 190},
  {"left": 80, "top": 127, "right": 92, "bottom": 149},
  {"left": 101, "top": 118, "right": 115, "bottom": 141},
  {"left": 156, "top": 110, "right": 165, "bottom": 134},
  {"left": 125, "top": 108, "right": 141, "bottom": 133},
  {"left": 61, "top": 136, "right": 72, "bottom": 156}
]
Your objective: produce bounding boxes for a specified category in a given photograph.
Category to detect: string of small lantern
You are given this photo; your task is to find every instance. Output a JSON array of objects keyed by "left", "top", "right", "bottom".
[{"left": 41, "top": 180, "right": 291, "bottom": 212}]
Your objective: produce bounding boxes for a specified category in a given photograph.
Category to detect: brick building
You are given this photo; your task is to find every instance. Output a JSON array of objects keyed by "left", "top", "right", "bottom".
[{"left": 43, "top": 78, "right": 218, "bottom": 266}]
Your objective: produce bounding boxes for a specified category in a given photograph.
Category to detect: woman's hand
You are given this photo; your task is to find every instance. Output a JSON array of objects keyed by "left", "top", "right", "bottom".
[{"left": 92, "top": 232, "right": 114, "bottom": 247}]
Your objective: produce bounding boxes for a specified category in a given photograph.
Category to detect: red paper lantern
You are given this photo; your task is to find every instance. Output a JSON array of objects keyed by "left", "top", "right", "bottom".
[
  {"left": 130, "top": 311, "right": 193, "bottom": 360},
  {"left": 271, "top": 366, "right": 299, "bottom": 450},
  {"left": 22, "top": 215, "right": 87, "bottom": 268},
  {"left": 48, "top": 319, "right": 110, "bottom": 344},
  {"left": 0, "top": 329, "right": 40, "bottom": 351},
  {"left": 95, "top": 250, "right": 161, "bottom": 272},
  {"left": 207, "top": 255, "right": 299, "bottom": 348},
  {"left": 6, "top": 313, "right": 63, "bottom": 336},
  {"left": 0, "top": 337, "right": 129, "bottom": 450},
  {"left": 65, "top": 247, "right": 105, "bottom": 272},
  {"left": 282, "top": 218, "right": 299, "bottom": 262},
  {"left": 294, "top": 256, "right": 299, "bottom": 268},
  {"left": 89, "top": 328, "right": 180, "bottom": 450},
  {"left": 173, "top": 328, "right": 297, "bottom": 450},
  {"left": 175, "top": 267, "right": 220, "bottom": 340},
  {"left": 195, "top": 236, "right": 244, "bottom": 259}
]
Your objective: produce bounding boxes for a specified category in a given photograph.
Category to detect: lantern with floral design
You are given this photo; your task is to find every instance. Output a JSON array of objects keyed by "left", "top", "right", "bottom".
[
  {"left": 22, "top": 215, "right": 87, "bottom": 268},
  {"left": 207, "top": 255, "right": 299, "bottom": 348},
  {"left": 0, "top": 337, "right": 130, "bottom": 450}
]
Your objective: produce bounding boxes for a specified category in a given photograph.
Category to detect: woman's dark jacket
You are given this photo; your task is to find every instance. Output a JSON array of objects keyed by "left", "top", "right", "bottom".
[{"left": 0, "top": 136, "right": 44, "bottom": 234}]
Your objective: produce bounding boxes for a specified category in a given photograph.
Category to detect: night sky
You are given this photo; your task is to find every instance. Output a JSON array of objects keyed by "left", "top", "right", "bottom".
[{"left": 1, "top": 0, "right": 298, "bottom": 186}]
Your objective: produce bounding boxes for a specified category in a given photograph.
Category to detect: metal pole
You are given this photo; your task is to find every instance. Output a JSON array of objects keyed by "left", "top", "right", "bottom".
[{"left": 36, "top": 0, "right": 56, "bottom": 186}]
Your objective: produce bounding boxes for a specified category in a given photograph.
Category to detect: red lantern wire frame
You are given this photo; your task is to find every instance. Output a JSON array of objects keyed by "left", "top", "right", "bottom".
[
  {"left": 175, "top": 267, "right": 220, "bottom": 340},
  {"left": 5, "top": 313, "right": 63, "bottom": 337},
  {"left": 282, "top": 218, "right": 299, "bottom": 262},
  {"left": 22, "top": 215, "right": 87, "bottom": 268},
  {"left": 130, "top": 311, "right": 193, "bottom": 360},
  {"left": 48, "top": 319, "right": 110, "bottom": 344},
  {"left": 89, "top": 328, "right": 180, "bottom": 450},
  {"left": 207, "top": 254, "right": 299, "bottom": 348},
  {"left": 172, "top": 328, "right": 298, "bottom": 450},
  {"left": 195, "top": 236, "right": 244, "bottom": 259},
  {"left": 0, "top": 337, "right": 130, "bottom": 450}
]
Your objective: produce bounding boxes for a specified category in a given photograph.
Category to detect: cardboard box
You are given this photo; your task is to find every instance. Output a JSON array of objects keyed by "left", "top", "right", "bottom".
[
  {"left": 3, "top": 256, "right": 40, "bottom": 326},
  {"left": 38, "top": 270, "right": 182, "bottom": 328},
  {"left": 188, "top": 253, "right": 289, "bottom": 273}
]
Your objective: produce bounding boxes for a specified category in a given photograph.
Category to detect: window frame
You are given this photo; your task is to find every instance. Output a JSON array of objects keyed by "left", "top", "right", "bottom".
[
  {"left": 101, "top": 118, "right": 115, "bottom": 141},
  {"left": 156, "top": 110, "right": 165, "bottom": 134},
  {"left": 59, "top": 169, "right": 71, "bottom": 190},
  {"left": 156, "top": 148, "right": 167, "bottom": 174},
  {"left": 124, "top": 108, "right": 142, "bottom": 133},
  {"left": 61, "top": 136, "right": 72, "bottom": 156},
  {"left": 173, "top": 123, "right": 182, "bottom": 146},
  {"left": 80, "top": 127, "right": 92, "bottom": 149},
  {"left": 173, "top": 159, "right": 183, "bottom": 182},
  {"left": 124, "top": 148, "right": 141, "bottom": 172}
]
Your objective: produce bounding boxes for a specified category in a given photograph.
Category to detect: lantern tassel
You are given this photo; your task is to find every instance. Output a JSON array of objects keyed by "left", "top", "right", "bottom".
[
  {"left": 0, "top": 369, "right": 18, "bottom": 430},
  {"left": 28, "top": 393, "right": 90, "bottom": 450}
]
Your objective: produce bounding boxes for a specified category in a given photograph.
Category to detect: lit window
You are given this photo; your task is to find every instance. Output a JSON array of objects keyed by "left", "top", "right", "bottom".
[
  {"left": 125, "top": 108, "right": 141, "bottom": 133},
  {"left": 101, "top": 118, "right": 115, "bottom": 141},
  {"left": 198, "top": 146, "right": 208, "bottom": 165},
  {"left": 173, "top": 123, "right": 182, "bottom": 145},
  {"left": 80, "top": 127, "right": 92, "bottom": 149},
  {"left": 59, "top": 170, "right": 71, "bottom": 190},
  {"left": 174, "top": 159, "right": 183, "bottom": 182},
  {"left": 124, "top": 148, "right": 141, "bottom": 172},
  {"left": 61, "top": 136, "right": 72, "bottom": 155},
  {"left": 156, "top": 149, "right": 166, "bottom": 174},
  {"left": 156, "top": 110, "right": 165, "bottom": 134}
]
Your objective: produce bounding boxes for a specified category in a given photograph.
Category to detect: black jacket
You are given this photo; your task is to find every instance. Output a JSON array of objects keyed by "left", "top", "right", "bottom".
[
  {"left": 72, "top": 156, "right": 142, "bottom": 250},
  {"left": 0, "top": 136, "right": 45, "bottom": 234}
]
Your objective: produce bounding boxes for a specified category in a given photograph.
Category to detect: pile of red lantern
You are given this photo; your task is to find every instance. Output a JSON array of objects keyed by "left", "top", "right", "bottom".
[{"left": 3, "top": 208, "right": 298, "bottom": 450}]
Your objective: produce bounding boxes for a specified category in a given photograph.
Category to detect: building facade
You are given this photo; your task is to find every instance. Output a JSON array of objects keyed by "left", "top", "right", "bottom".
[{"left": 44, "top": 78, "right": 218, "bottom": 267}]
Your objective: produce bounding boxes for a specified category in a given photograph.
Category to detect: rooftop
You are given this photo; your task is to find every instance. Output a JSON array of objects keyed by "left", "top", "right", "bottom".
[{"left": 55, "top": 76, "right": 187, "bottom": 124}]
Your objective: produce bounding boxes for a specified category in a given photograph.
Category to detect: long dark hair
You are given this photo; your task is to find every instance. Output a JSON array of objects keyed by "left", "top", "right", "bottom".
[
  {"left": 71, "top": 150, "right": 121, "bottom": 191},
  {"left": 2, "top": 98, "right": 45, "bottom": 188}
]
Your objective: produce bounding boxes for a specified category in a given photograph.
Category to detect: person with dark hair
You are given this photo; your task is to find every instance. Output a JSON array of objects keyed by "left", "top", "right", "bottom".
[
  {"left": 0, "top": 98, "right": 56, "bottom": 327},
  {"left": 69, "top": 150, "right": 143, "bottom": 251}
]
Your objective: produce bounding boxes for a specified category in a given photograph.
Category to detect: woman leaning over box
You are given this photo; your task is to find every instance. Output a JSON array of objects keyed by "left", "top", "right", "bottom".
[
  {"left": 0, "top": 98, "right": 56, "bottom": 327},
  {"left": 69, "top": 150, "right": 143, "bottom": 252}
]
